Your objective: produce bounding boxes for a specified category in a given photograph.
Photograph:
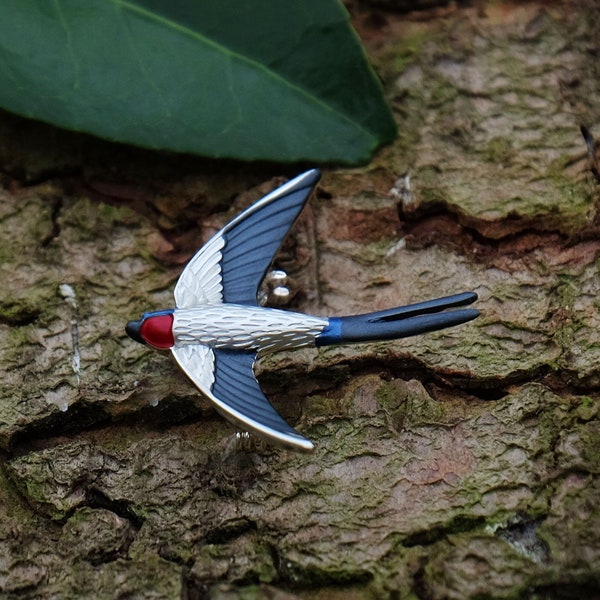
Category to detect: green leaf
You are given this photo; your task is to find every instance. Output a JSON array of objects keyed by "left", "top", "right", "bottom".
[{"left": 0, "top": 0, "right": 396, "bottom": 164}]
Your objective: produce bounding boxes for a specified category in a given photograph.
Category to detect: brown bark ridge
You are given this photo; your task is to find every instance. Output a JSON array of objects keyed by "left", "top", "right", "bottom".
[{"left": 1, "top": 1, "right": 599, "bottom": 598}]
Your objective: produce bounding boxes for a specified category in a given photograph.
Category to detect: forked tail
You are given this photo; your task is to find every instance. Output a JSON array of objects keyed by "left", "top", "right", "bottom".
[{"left": 316, "top": 292, "right": 478, "bottom": 346}]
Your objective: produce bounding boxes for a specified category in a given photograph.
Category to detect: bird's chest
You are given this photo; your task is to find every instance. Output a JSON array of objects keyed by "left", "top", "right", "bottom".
[{"left": 172, "top": 305, "right": 327, "bottom": 352}]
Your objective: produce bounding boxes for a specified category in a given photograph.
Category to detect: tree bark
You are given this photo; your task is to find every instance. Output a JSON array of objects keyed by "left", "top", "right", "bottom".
[{"left": 1, "top": 1, "right": 599, "bottom": 598}]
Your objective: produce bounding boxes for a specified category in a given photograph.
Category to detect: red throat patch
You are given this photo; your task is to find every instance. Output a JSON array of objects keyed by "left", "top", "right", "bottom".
[{"left": 140, "top": 314, "right": 174, "bottom": 349}]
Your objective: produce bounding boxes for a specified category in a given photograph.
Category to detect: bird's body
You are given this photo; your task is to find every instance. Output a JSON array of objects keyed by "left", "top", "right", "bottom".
[
  {"left": 126, "top": 169, "right": 479, "bottom": 451},
  {"left": 145, "top": 305, "right": 328, "bottom": 352}
]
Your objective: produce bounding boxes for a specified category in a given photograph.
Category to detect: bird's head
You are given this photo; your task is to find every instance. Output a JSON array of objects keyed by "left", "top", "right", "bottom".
[{"left": 126, "top": 309, "right": 174, "bottom": 349}]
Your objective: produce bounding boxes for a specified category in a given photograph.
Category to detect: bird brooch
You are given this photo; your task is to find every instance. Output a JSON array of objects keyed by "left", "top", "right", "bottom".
[{"left": 126, "top": 170, "right": 478, "bottom": 451}]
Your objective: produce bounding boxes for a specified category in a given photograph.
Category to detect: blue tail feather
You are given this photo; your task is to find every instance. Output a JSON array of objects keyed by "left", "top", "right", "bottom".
[{"left": 316, "top": 292, "right": 478, "bottom": 347}]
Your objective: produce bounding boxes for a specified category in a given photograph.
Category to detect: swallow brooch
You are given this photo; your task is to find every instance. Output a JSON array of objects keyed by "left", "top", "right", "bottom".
[{"left": 126, "top": 170, "right": 478, "bottom": 451}]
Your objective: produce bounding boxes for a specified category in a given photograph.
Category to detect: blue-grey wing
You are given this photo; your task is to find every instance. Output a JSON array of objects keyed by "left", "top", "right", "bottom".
[
  {"left": 174, "top": 169, "right": 321, "bottom": 308},
  {"left": 172, "top": 345, "right": 313, "bottom": 451}
]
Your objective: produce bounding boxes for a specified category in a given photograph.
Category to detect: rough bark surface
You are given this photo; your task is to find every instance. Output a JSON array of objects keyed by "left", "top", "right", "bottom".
[{"left": 1, "top": 1, "right": 599, "bottom": 598}]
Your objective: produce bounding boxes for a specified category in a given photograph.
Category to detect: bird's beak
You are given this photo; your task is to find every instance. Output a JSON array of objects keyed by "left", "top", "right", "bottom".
[{"left": 125, "top": 319, "right": 146, "bottom": 345}]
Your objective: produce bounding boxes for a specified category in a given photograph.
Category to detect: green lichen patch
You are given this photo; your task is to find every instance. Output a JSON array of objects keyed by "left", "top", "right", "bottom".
[
  {"left": 58, "top": 555, "right": 184, "bottom": 599},
  {"left": 536, "top": 474, "right": 600, "bottom": 588},
  {"left": 378, "top": 5, "right": 600, "bottom": 239},
  {"left": 0, "top": 192, "right": 61, "bottom": 326},
  {"left": 58, "top": 507, "right": 136, "bottom": 564},
  {"left": 190, "top": 534, "right": 277, "bottom": 587},
  {"left": 0, "top": 181, "right": 186, "bottom": 448},
  {"left": 422, "top": 533, "right": 543, "bottom": 600}
]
